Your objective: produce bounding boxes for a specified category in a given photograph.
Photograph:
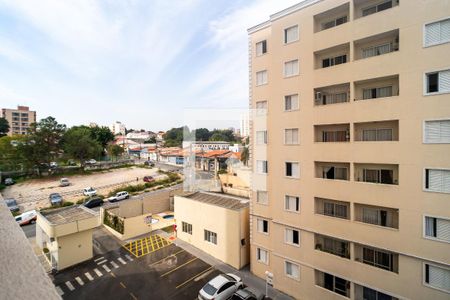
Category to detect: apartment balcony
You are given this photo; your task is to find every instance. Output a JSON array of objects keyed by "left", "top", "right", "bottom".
[
  {"left": 354, "top": 163, "right": 399, "bottom": 185},
  {"left": 314, "top": 3, "right": 349, "bottom": 33},
  {"left": 315, "top": 161, "right": 350, "bottom": 181},
  {"left": 315, "top": 197, "right": 350, "bottom": 220},
  {"left": 354, "top": 120, "right": 399, "bottom": 141},
  {"left": 354, "top": 75, "right": 399, "bottom": 102},
  {"left": 354, "top": 0, "right": 399, "bottom": 20},
  {"left": 314, "top": 43, "right": 350, "bottom": 70},
  {"left": 354, "top": 243, "right": 399, "bottom": 273},
  {"left": 314, "top": 234, "right": 350, "bottom": 259},
  {"left": 314, "top": 83, "right": 350, "bottom": 106},
  {"left": 354, "top": 203, "right": 399, "bottom": 229},
  {"left": 354, "top": 29, "right": 399, "bottom": 61},
  {"left": 314, "top": 123, "right": 350, "bottom": 142}
]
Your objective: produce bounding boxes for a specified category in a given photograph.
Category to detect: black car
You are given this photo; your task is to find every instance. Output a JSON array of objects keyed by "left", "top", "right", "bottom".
[
  {"left": 144, "top": 160, "right": 155, "bottom": 167},
  {"left": 83, "top": 197, "right": 104, "bottom": 208}
]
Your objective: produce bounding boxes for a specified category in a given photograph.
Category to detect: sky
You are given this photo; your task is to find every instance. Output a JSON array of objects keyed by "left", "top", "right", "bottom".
[{"left": 0, "top": 0, "right": 301, "bottom": 131}]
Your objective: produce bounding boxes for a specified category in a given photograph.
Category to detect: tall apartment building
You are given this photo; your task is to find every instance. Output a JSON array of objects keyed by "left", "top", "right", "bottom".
[
  {"left": 1, "top": 105, "right": 36, "bottom": 136},
  {"left": 248, "top": 1, "right": 450, "bottom": 299}
]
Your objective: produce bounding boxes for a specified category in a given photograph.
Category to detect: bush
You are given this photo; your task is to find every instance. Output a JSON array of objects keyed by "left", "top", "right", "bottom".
[
  {"left": 62, "top": 201, "right": 74, "bottom": 207},
  {"left": 0, "top": 184, "right": 5, "bottom": 191},
  {"left": 43, "top": 247, "right": 49, "bottom": 254},
  {"left": 76, "top": 199, "right": 85, "bottom": 204}
]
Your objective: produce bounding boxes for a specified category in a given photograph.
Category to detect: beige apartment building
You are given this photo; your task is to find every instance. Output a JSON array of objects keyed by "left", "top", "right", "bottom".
[
  {"left": 248, "top": 0, "right": 450, "bottom": 299},
  {"left": 1, "top": 105, "right": 36, "bottom": 136}
]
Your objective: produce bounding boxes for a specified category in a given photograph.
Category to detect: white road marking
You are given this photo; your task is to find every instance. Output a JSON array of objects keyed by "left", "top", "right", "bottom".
[
  {"left": 56, "top": 286, "right": 64, "bottom": 296},
  {"left": 94, "top": 256, "right": 105, "bottom": 262},
  {"left": 65, "top": 281, "right": 75, "bottom": 291},
  {"left": 94, "top": 268, "right": 103, "bottom": 277},
  {"left": 111, "top": 261, "right": 119, "bottom": 269},
  {"left": 125, "top": 254, "right": 134, "bottom": 261},
  {"left": 96, "top": 259, "right": 107, "bottom": 265},
  {"left": 85, "top": 272, "right": 94, "bottom": 281},
  {"left": 102, "top": 264, "right": 111, "bottom": 273},
  {"left": 75, "top": 276, "right": 84, "bottom": 286},
  {"left": 118, "top": 257, "right": 127, "bottom": 265}
]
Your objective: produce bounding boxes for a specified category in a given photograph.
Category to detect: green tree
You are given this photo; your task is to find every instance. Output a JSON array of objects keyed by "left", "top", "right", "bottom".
[
  {"left": 0, "top": 135, "right": 26, "bottom": 171},
  {"left": 209, "top": 129, "right": 236, "bottom": 142},
  {"left": 90, "top": 126, "right": 115, "bottom": 151},
  {"left": 240, "top": 146, "right": 249, "bottom": 166},
  {"left": 63, "top": 127, "right": 102, "bottom": 166},
  {"left": 194, "top": 128, "right": 211, "bottom": 141},
  {"left": 145, "top": 136, "right": 157, "bottom": 144},
  {"left": 163, "top": 126, "right": 191, "bottom": 147},
  {"left": 107, "top": 144, "right": 124, "bottom": 161},
  {"left": 0, "top": 117, "right": 9, "bottom": 137}
]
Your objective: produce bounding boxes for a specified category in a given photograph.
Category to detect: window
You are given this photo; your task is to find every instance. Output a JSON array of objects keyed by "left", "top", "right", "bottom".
[
  {"left": 285, "top": 228, "right": 300, "bottom": 246},
  {"left": 257, "top": 218, "right": 269, "bottom": 234},
  {"left": 284, "top": 60, "right": 299, "bottom": 77},
  {"left": 256, "top": 40, "right": 267, "bottom": 56},
  {"left": 316, "top": 235, "right": 350, "bottom": 258},
  {"left": 285, "top": 162, "right": 300, "bottom": 178},
  {"left": 425, "top": 169, "right": 450, "bottom": 193},
  {"left": 256, "top": 130, "right": 268, "bottom": 144},
  {"left": 362, "top": 286, "right": 398, "bottom": 300},
  {"left": 284, "top": 128, "right": 299, "bottom": 144},
  {"left": 424, "top": 263, "right": 450, "bottom": 293},
  {"left": 362, "top": 207, "right": 390, "bottom": 227},
  {"left": 257, "top": 248, "right": 269, "bottom": 264},
  {"left": 424, "top": 18, "right": 450, "bottom": 47},
  {"left": 182, "top": 222, "right": 192, "bottom": 235},
  {"left": 284, "top": 25, "right": 298, "bottom": 44},
  {"left": 323, "top": 166, "right": 348, "bottom": 180},
  {"left": 285, "top": 261, "right": 300, "bottom": 279},
  {"left": 322, "top": 130, "right": 349, "bottom": 142},
  {"left": 424, "top": 120, "right": 450, "bottom": 143},
  {"left": 285, "top": 195, "right": 300, "bottom": 212},
  {"left": 322, "top": 54, "right": 347, "bottom": 68},
  {"left": 255, "top": 100, "right": 267, "bottom": 115},
  {"left": 315, "top": 91, "right": 349, "bottom": 105},
  {"left": 284, "top": 94, "right": 299, "bottom": 111},
  {"left": 363, "top": 86, "right": 393, "bottom": 99},
  {"left": 362, "top": 128, "right": 393, "bottom": 141},
  {"left": 363, "top": 246, "right": 395, "bottom": 272},
  {"left": 362, "top": 0, "right": 393, "bottom": 17},
  {"left": 256, "top": 70, "right": 268, "bottom": 86},
  {"left": 322, "top": 16, "right": 347, "bottom": 30},
  {"left": 426, "top": 70, "right": 450, "bottom": 94},
  {"left": 204, "top": 230, "right": 217, "bottom": 244},
  {"left": 362, "top": 43, "right": 394, "bottom": 58},
  {"left": 320, "top": 272, "right": 350, "bottom": 297},
  {"left": 256, "top": 160, "right": 268, "bottom": 174},
  {"left": 425, "top": 216, "right": 450, "bottom": 243},
  {"left": 363, "top": 169, "right": 394, "bottom": 184},
  {"left": 256, "top": 191, "right": 268, "bottom": 205},
  {"left": 323, "top": 200, "right": 348, "bottom": 219}
]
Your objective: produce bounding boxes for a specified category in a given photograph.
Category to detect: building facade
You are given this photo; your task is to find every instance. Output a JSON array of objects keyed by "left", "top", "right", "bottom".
[
  {"left": 109, "top": 121, "right": 126, "bottom": 135},
  {"left": 248, "top": 1, "right": 450, "bottom": 299},
  {"left": 1, "top": 105, "right": 36, "bottom": 136}
]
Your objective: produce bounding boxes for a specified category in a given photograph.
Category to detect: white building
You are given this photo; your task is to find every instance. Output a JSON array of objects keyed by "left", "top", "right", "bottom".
[
  {"left": 240, "top": 112, "right": 249, "bottom": 137},
  {"left": 109, "top": 121, "right": 126, "bottom": 135}
]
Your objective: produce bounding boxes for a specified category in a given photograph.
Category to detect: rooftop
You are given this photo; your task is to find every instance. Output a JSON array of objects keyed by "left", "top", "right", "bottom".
[
  {"left": 182, "top": 192, "right": 249, "bottom": 210},
  {"left": 41, "top": 205, "right": 97, "bottom": 225}
]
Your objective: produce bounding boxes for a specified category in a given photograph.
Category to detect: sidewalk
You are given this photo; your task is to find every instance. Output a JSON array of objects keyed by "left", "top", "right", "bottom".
[{"left": 156, "top": 230, "right": 294, "bottom": 300}]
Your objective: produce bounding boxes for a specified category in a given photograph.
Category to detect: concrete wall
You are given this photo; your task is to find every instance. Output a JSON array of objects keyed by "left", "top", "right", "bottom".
[{"left": 57, "top": 229, "right": 94, "bottom": 270}]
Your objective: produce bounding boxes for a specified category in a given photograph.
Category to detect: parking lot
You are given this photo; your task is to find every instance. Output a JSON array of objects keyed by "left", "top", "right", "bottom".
[{"left": 54, "top": 228, "right": 222, "bottom": 300}]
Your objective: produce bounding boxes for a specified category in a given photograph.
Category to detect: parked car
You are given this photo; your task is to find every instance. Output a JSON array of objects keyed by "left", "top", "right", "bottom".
[
  {"left": 15, "top": 210, "right": 37, "bottom": 226},
  {"left": 83, "top": 187, "right": 97, "bottom": 197},
  {"left": 144, "top": 160, "right": 155, "bottom": 167},
  {"left": 50, "top": 161, "right": 58, "bottom": 168},
  {"left": 198, "top": 273, "right": 243, "bottom": 300},
  {"left": 59, "top": 178, "right": 70, "bottom": 187},
  {"left": 5, "top": 198, "right": 19, "bottom": 212},
  {"left": 49, "top": 193, "right": 63, "bottom": 206},
  {"left": 143, "top": 176, "right": 155, "bottom": 182},
  {"left": 108, "top": 191, "right": 129, "bottom": 203},
  {"left": 4, "top": 178, "right": 15, "bottom": 186},
  {"left": 230, "top": 287, "right": 264, "bottom": 300},
  {"left": 84, "top": 159, "right": 97, "bottom": 165},
  {"left": 67, "top": 159, "right": 77, "bottom": 166},
  {"left": 83, "top": 197, "right": 104, "bottom": 209}
]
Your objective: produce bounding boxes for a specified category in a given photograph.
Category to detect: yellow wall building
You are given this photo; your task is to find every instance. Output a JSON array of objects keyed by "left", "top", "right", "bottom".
[
  {"left": 174, "top": 192, "right": 250, "bottom": 269},
  {"left": 248, "top": 0, "right": 450, "bottom": 299},
  {"left": 1, "top": 105, "right": 36, "bottom": 136}
]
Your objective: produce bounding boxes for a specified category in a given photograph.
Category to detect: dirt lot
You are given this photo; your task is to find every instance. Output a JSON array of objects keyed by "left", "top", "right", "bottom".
[{"left": 2, "top": 167, "right": 160, "bottom": 212}]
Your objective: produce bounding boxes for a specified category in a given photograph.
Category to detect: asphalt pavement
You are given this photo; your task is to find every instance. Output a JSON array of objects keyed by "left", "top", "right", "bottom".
[{"left": 22, "top": 223, "right": 36, "bottom": 238}]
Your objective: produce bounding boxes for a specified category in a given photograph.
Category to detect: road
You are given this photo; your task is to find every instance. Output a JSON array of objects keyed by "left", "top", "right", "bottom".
[{"left": 22, "top": 223, "right": 36, "bottom": 238}]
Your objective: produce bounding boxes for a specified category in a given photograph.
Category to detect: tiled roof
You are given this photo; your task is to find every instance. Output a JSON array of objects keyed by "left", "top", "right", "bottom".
[{"left": 182, "top": 192, "right": 249, "bottom": 210}]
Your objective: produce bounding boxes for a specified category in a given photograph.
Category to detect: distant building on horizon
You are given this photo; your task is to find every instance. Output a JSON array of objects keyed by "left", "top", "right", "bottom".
[
  {"left": 109, "top": 121, "right": 126, "bottom": 135},
  {"left": 1, "top": 105, "right": 36, "bottom": 136},
  {"left": 240, "top": 112, "right": 249, "bottom": 137}
]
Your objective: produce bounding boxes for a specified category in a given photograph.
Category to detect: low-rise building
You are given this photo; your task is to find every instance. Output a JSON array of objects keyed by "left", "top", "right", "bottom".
[
  {"left": 174, "top": 192, "right": 250, "bottom": 269},
  {"left": 1, "top": 105, "right": 36, "bottom": 136},
  {"left": 36, "top": 206, "right": 99, "bottom": 271},
  {"left": 183, "top": 141, "right": 231, "bottom": 151}
]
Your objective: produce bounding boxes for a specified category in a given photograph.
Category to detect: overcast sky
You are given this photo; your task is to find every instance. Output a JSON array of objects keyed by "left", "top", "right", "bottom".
[{"left": 0, "top": 0, "right": 301, "bottom": 131}]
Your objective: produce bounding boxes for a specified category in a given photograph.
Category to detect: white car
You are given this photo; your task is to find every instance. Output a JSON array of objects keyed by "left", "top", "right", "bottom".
[
  {"left": 198, "top": 273, "right": 243, "bottom": 300},
  {"left": 83, "top": 187, "right": 97, "bottom": 197},
  {"left": 108, "top": 191, "right": 129, "bottom": 203},
  {"left": 84, "top": 159, "right": 97, "bottom": 165},
  {"left": 15, "top": 210, "right": 37, "bottom": 226}
]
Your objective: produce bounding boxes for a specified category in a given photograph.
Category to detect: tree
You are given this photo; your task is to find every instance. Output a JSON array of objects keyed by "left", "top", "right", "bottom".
[
  {"left": 107, "top": 144, "right": 124, "bottom": 161},
  {"left": 209, "top": 129, "right": 236, "bottom": 142},
  {"left": 194, "top": 128, "right": 211, "bottom": 141},
  {"left": 240, "top": 146, "right": 249, "bottom": 166},
  {"left": 163, "top": 126, "right": 191, "bottom": 147},
  {"left": 0, "top": 135, "right": 26, "bottom": 171},
  {"left": 0, "top": 117, "right": 9, "bottom": 137},
  {"left": 144, "top": 136, "right": 157, "bottom": 144},
  {"left": 63, "top": 127, "right": 102, "bottom": 166},
  {"left": 90, "top": 126, "right": 115, "bottom": 151}
]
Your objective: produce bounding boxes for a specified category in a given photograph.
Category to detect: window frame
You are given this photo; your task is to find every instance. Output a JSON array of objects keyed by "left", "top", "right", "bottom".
[
  {"left": 284, "top": 260, "right": 300, "bottom": 280},
  {"left": 255, "top": 70, "right": 268, "bottom": 86},
  {"left": 204, "top": 229, "right": 218, "bottom": 245},
  {"left": 255, "top": 40, "right": 268, "bottom": 56},
  {"left": 256, "top": 247, "right": 269, "bottom": 265},
  {"left": 284, "top": 227, "right": 300, "bottom": 246},
  {"left": 423, "top": 167, "right": 450, "bottom": 194},
  {"left": 181, "top": 221, "right": 193, "bottom": 235},
  {"left": 283, "top": 25, "right": 299, "bottom": 44},
  {"left": 256, "top": 190, "right": 269, "bottom": 205},
  {"left": 284, "top": 94, "right": 299, "bottom": 111},
  {"left": 423, "top": 17, "right": 450, "bottom": 48},
  {"left": 423, "top": 118, "right": 450, "bottom": 144},
  {"left": 285, "top": 161, "right": 300, "bottom": 178},
  {"left": 257, "top": 218, "right": 269, "bottom": 234},
  {"left": 423, "top": 214, "right": 450, "bottom": 244},
  {"left": 285, "top": 195, "right": 300, "bottom": 213},
  {"left": 283, "top": 59, "right": 299, "bottom": 78},
  {"left": 423, "top": 262, "right": 450, "bottom": 293},
  {"left": 284, "top": 128, "right": 299, "bottom": 145},
  {"left": 424, "top": 68, "right": 450, "bottom": 96},
  {"left": 256, "top": 160, "right": 268, "bottom": 174}
]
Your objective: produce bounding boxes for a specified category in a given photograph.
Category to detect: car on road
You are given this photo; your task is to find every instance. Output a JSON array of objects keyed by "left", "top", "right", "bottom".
[
  {"left": 4, "top": 178, "right": 14, "bottom": 186},
  {"left": 84, "top": 159, "right": 97, "bottom": 165},
  {"left": 198, "top": 273, "right": 243, "bottom": 300},
  {"left": 143, "top": 176, "right": 155, "bottom": 182},
  {"left": 59, "top": 178, "right": 70, "bottom": 187},
  {"left": 50, "top": 161, "right": 58, "bottom": 168},
  {"left": 230, "top": 287, "right": 264, "bottom": 300},
  {"left": 49, "top": 193, "right": 63, "bottom": 206},
  {"left": 83, "top": 197, "right": 104, "bottom": 208},
  {"left": 144, "top": 160, "right": 155, "bottom": 167},
  {"left": 108, "top": 191, "right": 129, "bottom": 203},
  {"left": 83, "top": 187, "right": 97, "bottom": 197},
  {"left": 5, "top": 198, "right": 19, "bottom": 212},
  {"left": 15, "top": 210, "right": 37, "bottom": 226}
]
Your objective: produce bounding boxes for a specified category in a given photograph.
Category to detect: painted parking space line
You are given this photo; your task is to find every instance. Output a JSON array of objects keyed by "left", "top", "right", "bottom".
[
  {"left": 123, "top": 234, "right": 172, "bottom": 258},
  {"left": 161, "top": 257, "right": 198, "bottom": 278},
  {"left": 120, "top": 281, "right": 127, "bottom": 289},
  {"left": 94, "top": 268, "right": 103, "bottom": 277},
  {"left": 102, "top": 264, "right": 111, "bottom": 273},
  {"left": 85, "top": 272, "right": 94, "bottom": 281},
  {"left": 149, "top": 249, "right": 185, "bottom": 267},
  {"left": 75, "top": 276, "right": 84, "bottom": 286},
  {"left": 94, "top": 256, "right": 105, "bottom": 262},
  {"left": 118, "top": 257, "right": 127, "bottom": 265},
  {"left": 125, "top": 254, "right": 134, "bottom": 261},
  {"left": 176, "top": 266, "right": 214, "bottom": 289},
  {"left": 96, "top": 259, "right": 107, "bottom": 265},
  {"left": 56, "top": 286, "right": 64, "bottom": 296},
  {"left": 130, "top": 292, "right": 138, "bottom": 300},
  {"left": 111, "top": 261, "right": 119, "bottom": 269},
  {"left": 65, "top": 281, "right": 75, "bottom": 291}
]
